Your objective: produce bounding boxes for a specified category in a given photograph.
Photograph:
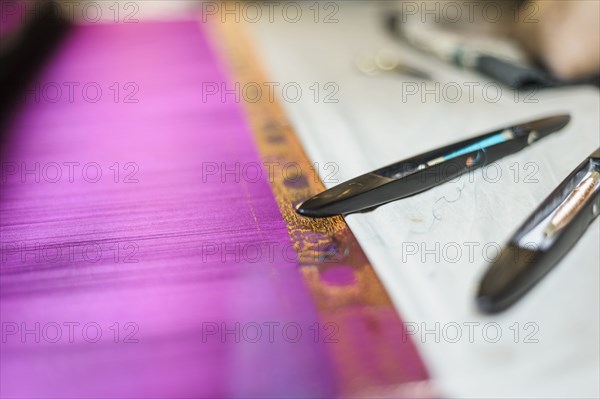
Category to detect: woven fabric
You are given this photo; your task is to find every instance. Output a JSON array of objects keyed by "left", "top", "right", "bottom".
[{"left": 0, "top": 21, "right": 336, "bottom": 398}]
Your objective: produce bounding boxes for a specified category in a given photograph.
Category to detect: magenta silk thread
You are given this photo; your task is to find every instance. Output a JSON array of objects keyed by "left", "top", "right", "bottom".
[{"left": 0, "top": 21, "right": 337, "bottom": 398}]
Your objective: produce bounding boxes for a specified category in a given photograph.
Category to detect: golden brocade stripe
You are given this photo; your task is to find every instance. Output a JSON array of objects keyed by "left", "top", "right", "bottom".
[{"left": 209, "top": 16, "right": 432, "bottom": 396}]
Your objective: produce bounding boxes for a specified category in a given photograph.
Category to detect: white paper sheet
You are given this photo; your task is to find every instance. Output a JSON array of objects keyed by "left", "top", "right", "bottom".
[{"left": 249, "top": 3, "right": 600, "bottom": 397}]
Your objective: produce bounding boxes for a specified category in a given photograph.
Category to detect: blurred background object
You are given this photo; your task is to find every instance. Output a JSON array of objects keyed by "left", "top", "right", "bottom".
[
  {"left": 0, "top": 1, "right": 70, "bottom": 130},
  {"left": 386, "top": 0, "right": 599, "bottom": 87},
  {"left": 513, "top": 0, "right": 600, "bottom": 80}
]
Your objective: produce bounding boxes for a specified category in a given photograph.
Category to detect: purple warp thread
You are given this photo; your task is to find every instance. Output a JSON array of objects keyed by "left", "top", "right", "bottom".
[{"left": 0, "top": 21, "right": 337, "bottom": 398}]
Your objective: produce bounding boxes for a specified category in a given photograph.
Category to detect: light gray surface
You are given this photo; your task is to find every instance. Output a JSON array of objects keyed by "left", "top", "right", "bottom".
[{"left": 249, "top": 3, "right": 600, "bottom": 397}]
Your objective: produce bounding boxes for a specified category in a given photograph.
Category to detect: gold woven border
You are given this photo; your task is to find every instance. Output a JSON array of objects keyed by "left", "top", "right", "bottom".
[{"left": 209, "top": 18, "right": 432, "bottom": 396}]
